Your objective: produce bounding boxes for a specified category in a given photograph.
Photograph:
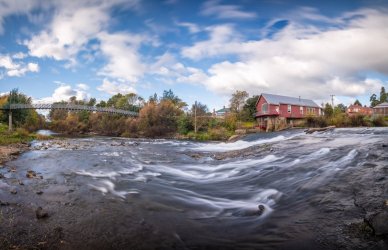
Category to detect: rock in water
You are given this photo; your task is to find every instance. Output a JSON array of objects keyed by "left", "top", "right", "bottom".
[
  {"left": 10, "top": 189, "right": 17, "bottom": 194},
  {"left": 257, "top": 205, "right": 265, "bottom": 216},
  {"left": 36, "top": 191, "right": 43, "bottom": 195},
  {"left": 35, "top": 207, "right": 49, "bottom": 219},
  {"left": 366, "top": 211, "right": 388, "bottom": 236},
  {"left": 26, "top": 170, "right": 37, "bottom": 178}
]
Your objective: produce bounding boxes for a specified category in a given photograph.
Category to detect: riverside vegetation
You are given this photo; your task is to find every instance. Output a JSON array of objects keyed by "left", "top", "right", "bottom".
[{"left": 0, "top": 88, "right": 387, "bottom": 142}]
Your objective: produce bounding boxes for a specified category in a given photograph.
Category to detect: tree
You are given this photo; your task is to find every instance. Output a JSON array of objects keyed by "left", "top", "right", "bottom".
[
  {"left": 335, "top": 103, "right": 346, "bottom": 114},
  {"left": 161, "top": 89, "right": 187, "bottom": 108},
  {"left": 324, "top": 103, "right": 333, "bottom": 117},
  {"left": 354, "top": 100, "right": 362, "bottom": 106},
  {"left": 241, "top": 95, "right": 259, "bottom": 121},
  {"left": 3, "top": 89, "right": 33, "bottom": 127},
  {"left": 380, "top": 87, "right": 387, "bottom": 103},
  {"left": 370, "top": 94, "right": 379, "bottom": 107},
  {"left": 191, "top": 102, "right": 208, "bottom": 132},
  {"left": 137, "top": 99, "right": 183, "bottom": 137},
  {"left": 88, "top": 98, "right": 96, "bottom": 106},
  {"left": 229, "top": 90, "right": 249, "bottom": 113},
  {"left": 96, "top": 100, "right": 107, "bottom": 108}
]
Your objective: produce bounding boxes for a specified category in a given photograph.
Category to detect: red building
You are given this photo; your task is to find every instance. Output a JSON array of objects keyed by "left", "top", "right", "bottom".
[
  {"left": 255, "top": 93, "right": 323, "bottom": 131},
  {"left": 346, "top": 104, "right": 373, "bottom": 116}
]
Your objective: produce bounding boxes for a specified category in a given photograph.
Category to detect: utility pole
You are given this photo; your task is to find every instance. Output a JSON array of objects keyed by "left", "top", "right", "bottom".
[
  {"left": 194, "top": 101, "right": 197, "bottom": 134},
  {"left": 330, "top": 94, "right": 335, "bottom": 108},
  {"left": 8, "top": 110, "right": 12, "bottom": 131}
]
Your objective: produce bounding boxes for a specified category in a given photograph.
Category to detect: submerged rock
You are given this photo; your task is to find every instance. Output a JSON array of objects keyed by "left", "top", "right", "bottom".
[
  {"left": 10, "top": 189, "right": 17, "bottom": 194},
  {"left": 36, "top": 207, "right": 49, "bottom": 219},
  {"left": 36, "top": 190, "right": 44, "bottom": 195}
]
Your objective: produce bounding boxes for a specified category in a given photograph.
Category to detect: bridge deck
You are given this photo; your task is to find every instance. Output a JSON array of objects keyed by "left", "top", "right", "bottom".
[{"left": 1, "top": 104, "right": 138, "bottom": 116}]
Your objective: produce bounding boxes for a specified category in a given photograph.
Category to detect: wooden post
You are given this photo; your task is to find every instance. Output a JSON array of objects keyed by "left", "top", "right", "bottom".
[{"left": 8, "top": 110, "right": 12, "bottom": 131}]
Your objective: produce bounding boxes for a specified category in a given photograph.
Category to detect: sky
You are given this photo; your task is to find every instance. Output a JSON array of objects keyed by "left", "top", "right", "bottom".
[{"left": 1, "top": 0, "right": 388, "bottom": 110}]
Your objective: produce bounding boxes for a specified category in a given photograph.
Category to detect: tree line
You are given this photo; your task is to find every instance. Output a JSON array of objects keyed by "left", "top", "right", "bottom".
[{"left": 0, "top": 87, "right": 386, "bottom": 139}]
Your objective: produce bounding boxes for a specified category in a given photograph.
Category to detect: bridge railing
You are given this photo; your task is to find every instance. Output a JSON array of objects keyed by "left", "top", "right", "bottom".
[{"left": 7, "top": 104, "right": 138, "bottom": 116}]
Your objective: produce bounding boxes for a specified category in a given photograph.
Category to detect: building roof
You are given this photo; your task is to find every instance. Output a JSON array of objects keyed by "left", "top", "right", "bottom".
[
  {"left": 374, "top": 102, "right": 388, "bottom": 108},
  {"left": 260, "top": 93, "right": 320, "bottom": 108},
  {"left": 215, "top": 107, "right": 230, "bottom": 113}
]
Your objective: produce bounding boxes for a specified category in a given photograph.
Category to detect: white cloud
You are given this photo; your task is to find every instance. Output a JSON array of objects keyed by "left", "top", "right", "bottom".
[
  {"left": 0, "top": 0, "right": 43, "bottom": 34},
  {"left": 77, "top": 83, "right": 89, "bottom": 91},
  {"left": 181, "top": 8, "right": 388, "bottom": 99},
  {"left": 0, "top": 54, "right": 40, "bottom": 77},
  {"left": 36, "top": 83, "right": 91, "bottom": 103},
  {"left": 97, "top": 78, "right": 136, "bottom": 95},
  {"left": 23, "top": 0, "right": 139, "bottom": 64},
  {"left": 175, "top": 21, "right": 200, "bottom": 33},
  {"left": 12, "top": 52, "right": 27, "bottom": 59},
  {"left": 181, "top": 24, "right": 239, "bottom": 60},
  {"left": 97, "top": 32, "right": 147, "bottom": 82},
  {"left": 201, "top": 0, "right": 257, "bottom": 20}
]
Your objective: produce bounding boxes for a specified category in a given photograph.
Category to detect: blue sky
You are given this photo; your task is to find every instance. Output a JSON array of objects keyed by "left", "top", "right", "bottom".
[{"left": 1, "top": 0, "right": 388, "bottom": 110}]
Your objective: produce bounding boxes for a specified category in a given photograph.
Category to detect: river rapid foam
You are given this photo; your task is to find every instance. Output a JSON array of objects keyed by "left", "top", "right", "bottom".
[{"left": 2, "top": 127, "right": 387, "bottom": 249}]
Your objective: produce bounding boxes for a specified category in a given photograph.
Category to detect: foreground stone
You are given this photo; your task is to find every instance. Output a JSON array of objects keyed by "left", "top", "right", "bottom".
[
  {"left": 366, "top": 211, "right": 388, "bottom": 236},
  {"left": 35, "top": 207, "right": 49, "bottom": 219}
]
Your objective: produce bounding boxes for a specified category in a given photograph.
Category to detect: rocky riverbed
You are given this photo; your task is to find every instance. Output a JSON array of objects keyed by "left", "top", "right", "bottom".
[{"left": 0, "top": 129, "right": 387, "bottom": 249}]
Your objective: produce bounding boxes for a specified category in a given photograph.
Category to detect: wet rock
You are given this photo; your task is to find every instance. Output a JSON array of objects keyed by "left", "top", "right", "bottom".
[
  {"left": 382, "top": 144, "right": 387, "bottom": 148},
  {"left": 257, "top": 204, "right": 265, "bottom": 216},
  {"left": 35, "top": 207, "right": 49, "bottom": 219},
  {"left": 0, "top": 200, "right": 10, "bottom": 206},
  {"left": 36, "top": 191, "right": 43, "bottom": 195},
  {"left": 188, "top": 153, "right": 203, "bottom": 159},
  {"left": 0, "top": 173, "right": 4, "bottom": 178},
  {"left": 10, "top": 189, "right": 17, "bottom": 194},
  {"left": 18, "top": 180, "right": 24, "bottom": 185},
  {"left": 26, "top": 170, "right": 37, "bottom": 178},
  {"left": 366, "top": 211, "right": 388, "bottom": 236}
]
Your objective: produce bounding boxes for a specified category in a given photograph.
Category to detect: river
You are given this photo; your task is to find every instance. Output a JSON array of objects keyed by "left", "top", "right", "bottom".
[{"left": 0, "top": 128, "right": 387, "bottom": 249}]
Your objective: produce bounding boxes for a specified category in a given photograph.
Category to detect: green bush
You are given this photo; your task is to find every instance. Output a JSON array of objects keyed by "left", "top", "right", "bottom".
[{"left": 371, "top": 116, "right": 386, "bottom": 126}]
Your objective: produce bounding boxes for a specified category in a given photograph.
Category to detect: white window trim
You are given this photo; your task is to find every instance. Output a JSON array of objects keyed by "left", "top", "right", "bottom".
[{"left": 287, "top": 104, "right": 291, "bottom": 113}]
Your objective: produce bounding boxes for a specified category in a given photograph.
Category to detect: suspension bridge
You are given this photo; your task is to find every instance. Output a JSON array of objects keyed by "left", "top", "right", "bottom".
[{"left": 1, "top": 103, "right": 139, "bottom": 131}]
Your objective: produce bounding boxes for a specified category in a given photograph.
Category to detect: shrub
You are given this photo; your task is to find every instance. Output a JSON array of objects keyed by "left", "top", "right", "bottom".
[
  {"left": 15, "top": 128, "right": 30, "bottom": 137},
  {"left": 371, "top": 116, "right": 386, "bottom": 126}
]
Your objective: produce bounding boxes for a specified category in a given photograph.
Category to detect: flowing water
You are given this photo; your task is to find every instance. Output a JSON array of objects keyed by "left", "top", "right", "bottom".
[{"left": 1, "top": 128, "right": 387, "bottom": 249}]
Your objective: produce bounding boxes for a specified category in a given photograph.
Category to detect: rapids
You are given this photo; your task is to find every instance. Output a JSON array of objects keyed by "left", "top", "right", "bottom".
[{"left": 1, "top": 128, "right": 387, "bottom": 249}]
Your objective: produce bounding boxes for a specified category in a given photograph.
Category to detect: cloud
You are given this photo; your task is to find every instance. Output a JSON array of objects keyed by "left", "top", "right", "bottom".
[
  {"left": 97, "top": 78, "right": 136, "bottom": 95},
  {"left": 181, "top": 24, "right": 239, "bottom": 60},
  {"left": 23, "top": 0, "right": 139, "bottom": 64},
  {"left": 0, "top": 54, "right": 40, "bottom": 77},
  {"left": 180, "top": 8, "right": 388, "bottom": 99},
  {"left": 97, "top": 32, "right": 147, "bottom": 82},
  {"left": 175, "top": 21, "right": 200, "bottom": 33},
  {"left": 12, "top": 52, "right": 27, "bottom": 59},
  {"left": 201, "top": 0, "right": 257, "bottom": 20},
  {"left": 36, "top": 83, "right": 91, "bottom": 103},
  {"left": 0, "top": 0, "right": 43, "bottom": 34}
]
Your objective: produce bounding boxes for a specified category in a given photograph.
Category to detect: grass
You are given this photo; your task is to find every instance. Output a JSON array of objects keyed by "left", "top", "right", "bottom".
[{"left": 0, "top": 123, "right": 52, "bottom": 145}]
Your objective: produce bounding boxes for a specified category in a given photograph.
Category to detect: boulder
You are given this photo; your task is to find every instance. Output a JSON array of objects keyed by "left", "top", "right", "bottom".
[
  {"left": 35, "top": 207, "right": 49, "bottom": 219},
  {"left": 366, "top": 211, "right": 388, "bottom": 236},
  {"left": 26, "top": 170, "right": 37, "bottom": 178}
]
